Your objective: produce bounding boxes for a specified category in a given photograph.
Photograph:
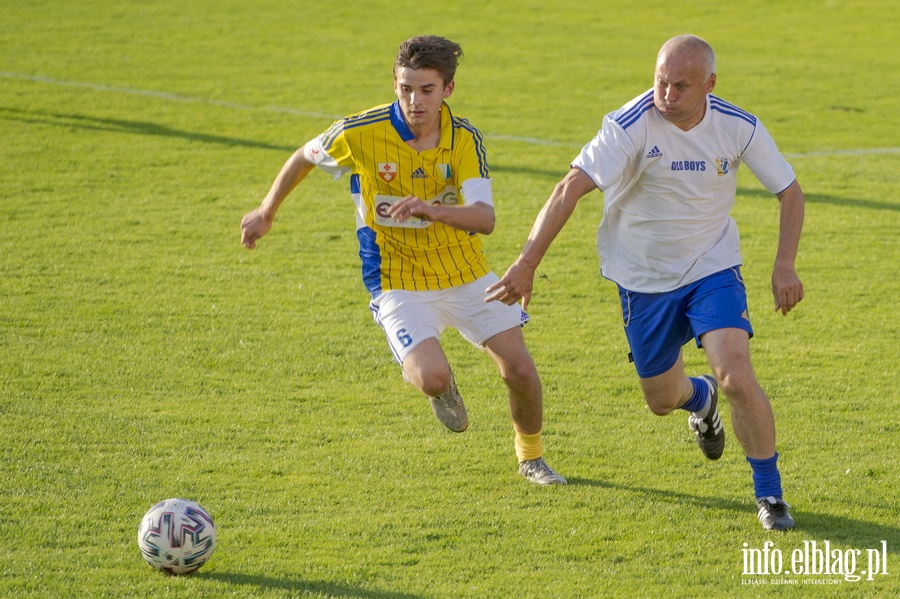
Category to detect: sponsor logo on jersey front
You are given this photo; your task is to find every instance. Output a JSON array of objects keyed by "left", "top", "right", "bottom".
[
  {"left": 671, "top": 160, "right": 707, "bottom": 172},
  {"left": 646, "top": 145, "right": 663, "bottom": 159},
  {"left": 411, "top": 167, "right": 427, "bottom": 179},
  {"left": 660, "top": 157, "right": 732, "bottom": 175},
  {"left": 436, "top": 187, "right": 458, "bottom": 205},
  {"left": 378, "top": 163, "right": 398, "bottom": 182},
  {"left": 373, "top": 186, "right": 459, "bottom": 228}
]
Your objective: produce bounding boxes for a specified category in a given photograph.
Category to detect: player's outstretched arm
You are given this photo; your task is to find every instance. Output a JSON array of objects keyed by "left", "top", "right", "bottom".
[
  {"left": 241, "top": 145, "right": 316, "bottom": 249},
  {"left": 486, "top": 167, "right": 597, "bottom": 309},
  {"left": 772, "top": 179, "right": 805, "bottom": 314}
]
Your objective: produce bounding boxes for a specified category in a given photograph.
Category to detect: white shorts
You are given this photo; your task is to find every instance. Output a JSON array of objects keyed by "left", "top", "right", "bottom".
[{"left": 369, "top": 273, "right": 529, "bottom": 364}]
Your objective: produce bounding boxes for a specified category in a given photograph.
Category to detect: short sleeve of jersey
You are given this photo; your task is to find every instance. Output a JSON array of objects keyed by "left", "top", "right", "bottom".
[
  {"left": 742, "top": 119, "right": 795, "bottom": 194},
  {"left": 451, "top": 118, "right": 492, "bottom": 197},
  {"left": 572, "top": 114, "right": 635, "bottom": 193},
  {"left": 303, "top": 135, "right": 350, "bottom": 180}
]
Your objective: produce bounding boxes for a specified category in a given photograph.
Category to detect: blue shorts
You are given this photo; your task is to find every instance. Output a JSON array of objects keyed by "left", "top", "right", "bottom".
[{"left": 618, "top": 267, "right": 754, "bottom": 378}]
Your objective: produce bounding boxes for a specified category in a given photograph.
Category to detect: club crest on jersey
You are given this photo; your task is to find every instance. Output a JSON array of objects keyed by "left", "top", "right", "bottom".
[
  {"left": 378, "top": 163, "right": 398, "bottom": 182},
  {"left": 438, "top": 164, "right": 452, "bottom": 180},
  {"left": 715, "top": 157, "right": 730, "bottom": 176}
]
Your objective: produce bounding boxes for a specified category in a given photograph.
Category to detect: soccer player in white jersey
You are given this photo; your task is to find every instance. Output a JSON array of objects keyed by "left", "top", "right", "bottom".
[
  {"left": 241, "top": 36, "right": 565, "bottom": 485},
  {"left": 488, "top": 34, "right": 804, "bottom": 526}
]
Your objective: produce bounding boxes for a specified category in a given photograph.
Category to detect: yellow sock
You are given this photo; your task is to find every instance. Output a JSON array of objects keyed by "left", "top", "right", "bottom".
[{"left": 514, "top": 427, "right": 544, "bottom": 462}]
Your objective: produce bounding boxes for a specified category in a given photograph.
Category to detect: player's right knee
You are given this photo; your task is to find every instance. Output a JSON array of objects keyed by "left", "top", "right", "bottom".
[{"left": 407, "top": 367, "right": 453, "bottom": 398}]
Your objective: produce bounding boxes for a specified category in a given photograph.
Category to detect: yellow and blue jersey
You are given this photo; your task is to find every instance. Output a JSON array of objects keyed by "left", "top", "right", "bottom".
[{"left": 313, "top": 101, "right": 491, "bottom": 297}]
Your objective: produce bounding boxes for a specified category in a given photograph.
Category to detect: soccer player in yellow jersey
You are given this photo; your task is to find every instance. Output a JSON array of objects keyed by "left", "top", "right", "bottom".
[{"left": 240, "top": 36, "right": 565, "bottom": 485}]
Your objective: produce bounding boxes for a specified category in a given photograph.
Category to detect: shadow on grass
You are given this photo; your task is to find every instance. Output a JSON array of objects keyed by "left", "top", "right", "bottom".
[
  {"left": 736, "top": 185, "right": 899, "bottom": 212},
  {"left": 200, "top": 572, "right": 423, "bottom": 598},
  {"left": 569, "top": 477, "right": 900, "bottom": 550},
  {"left": 0, "top": 106, "right": 296, "bottom": 153},
  {"left": 491, "top": 163, "right": 572, "bottom": 182}
]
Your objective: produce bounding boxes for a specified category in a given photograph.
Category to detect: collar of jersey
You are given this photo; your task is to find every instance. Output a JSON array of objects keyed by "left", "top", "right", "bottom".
[{"left": 390, "top": 101, "right": 453, "bottom": 149}]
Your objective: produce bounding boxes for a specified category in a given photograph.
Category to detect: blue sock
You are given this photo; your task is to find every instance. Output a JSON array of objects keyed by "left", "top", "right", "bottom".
[
  {"left": 680, "top": 377, "right": 709, "bottom": 414},
  {"left": 747, "top": 453, "right": 783, "bottom": 499}
]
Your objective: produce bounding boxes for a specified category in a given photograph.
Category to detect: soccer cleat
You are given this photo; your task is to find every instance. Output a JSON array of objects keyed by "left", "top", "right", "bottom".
[
  {"left": 428, "top": 375, "right": 468, "bottom": 432},
  {"left": 688, "top": 374, "right": 725, "bottom": 460},
  {"left": 756, "top": 496, "right": 795, "bottom": 530},
  {"left": 518, "top": 457, "right": 567, "bottom": 485}
]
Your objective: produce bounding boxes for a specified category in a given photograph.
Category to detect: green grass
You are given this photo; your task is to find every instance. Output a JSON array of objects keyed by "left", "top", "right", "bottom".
[{"left": 1, "top": 0, "right": 898, "bottom": 597}]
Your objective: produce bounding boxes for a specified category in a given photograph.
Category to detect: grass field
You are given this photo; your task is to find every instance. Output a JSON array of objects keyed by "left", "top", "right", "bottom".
[{"left": 1, "top": 0, "right": 898, "bottom": 597}]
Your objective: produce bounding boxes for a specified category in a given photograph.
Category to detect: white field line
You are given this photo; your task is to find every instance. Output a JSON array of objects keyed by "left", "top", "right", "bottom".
[
  {"left": 0, "top": 71, "right": 341, "bottom": 120},
  {"left": 3, "top": 71, "right": 899, "bottom": 159}
]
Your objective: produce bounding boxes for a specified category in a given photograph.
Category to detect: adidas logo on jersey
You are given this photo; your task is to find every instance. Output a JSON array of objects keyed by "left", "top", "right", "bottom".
[
  {"left": 411, "top": 167, "right": 427, "bottom": 179},
  {"left": 645, "top": 145, "right": 663, "bottom": 159}
]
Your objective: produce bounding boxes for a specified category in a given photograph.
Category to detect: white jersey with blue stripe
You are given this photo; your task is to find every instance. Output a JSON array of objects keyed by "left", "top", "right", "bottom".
[{"left": 573, "top": 90, "right": 796, "bottom": 293}]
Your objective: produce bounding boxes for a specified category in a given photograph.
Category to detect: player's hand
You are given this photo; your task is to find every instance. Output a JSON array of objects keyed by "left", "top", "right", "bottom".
[
  {"left": 485, "top": 261, "right": 536, "bottom": 310},
  {"left": 772, "top": 263, "right": 804, "bottom": 315},
  {"left": 388, "top": 195, "right": 432, "bottom": 222},
  {"left": 241, "top": 208, "right": 273, "bottom": 249}
]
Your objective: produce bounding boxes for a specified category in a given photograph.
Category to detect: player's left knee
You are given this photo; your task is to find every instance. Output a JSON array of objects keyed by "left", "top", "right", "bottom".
[{"left": 501, "top": 360, "right": 539, "bottom": 389}]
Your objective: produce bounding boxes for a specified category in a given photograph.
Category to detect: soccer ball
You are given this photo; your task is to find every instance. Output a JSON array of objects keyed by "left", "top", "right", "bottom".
[{"left": 137, "top": 498, "right": 216, "bottom": 575}]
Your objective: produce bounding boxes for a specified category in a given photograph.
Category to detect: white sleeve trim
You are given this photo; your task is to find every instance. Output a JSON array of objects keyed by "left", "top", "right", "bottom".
[
  {"left": 461, "top": 177, "right": 493, "bottom": 207},
  {"left": 303, "top": 135, "right": 350, "bottom": 180}
]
